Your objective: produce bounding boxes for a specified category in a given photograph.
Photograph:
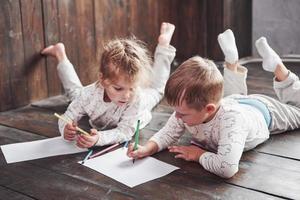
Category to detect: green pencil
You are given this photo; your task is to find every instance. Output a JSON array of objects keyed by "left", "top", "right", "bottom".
[
  {"left": 133, "top": 120, "right": 140, "bottom": 163},
  {"left": 133, "top": 120, "right": 140, "bottom": 150}
]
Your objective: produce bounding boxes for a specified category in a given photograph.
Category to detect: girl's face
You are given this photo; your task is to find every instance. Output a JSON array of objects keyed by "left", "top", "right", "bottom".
[{"left": 102, "top": 75, "right": 138, "bottom": 106}]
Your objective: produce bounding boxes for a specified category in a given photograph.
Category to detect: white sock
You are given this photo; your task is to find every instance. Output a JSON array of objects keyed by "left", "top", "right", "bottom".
[
  {"left": 218, "top": 29, "right": 239, "bottom": 64},
  {"left": 255, "top": 37, "right": 282, "bottom": 72}
]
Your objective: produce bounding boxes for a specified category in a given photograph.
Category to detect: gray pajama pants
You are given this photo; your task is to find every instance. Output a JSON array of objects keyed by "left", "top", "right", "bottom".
[
  {"left": 223, "top": 65, "right": 300, "bottom": 134},
  {"left": 56, "top": 44, "right": 176, "bottom": 112}
]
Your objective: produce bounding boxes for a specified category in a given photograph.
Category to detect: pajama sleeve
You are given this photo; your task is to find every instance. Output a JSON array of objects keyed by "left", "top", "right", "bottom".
[
  {"left": 149, "top": 112, "right": 186, "bottom": 151},
  {"left": 95, "top": 97, "right": 151, "bottom": 146},
  {"left": 58, "top": 93, "right": 87, "bottom": 137},
  {"left": 199, "top": 112, "right": 248, "bottom": 178}
]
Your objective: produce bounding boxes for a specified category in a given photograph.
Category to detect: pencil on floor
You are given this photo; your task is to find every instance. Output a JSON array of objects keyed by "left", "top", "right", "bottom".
[
  {"left": 81, "top": 149, "right": 93, "bottom": 164},
  {"left": 190, "top": 140, "right": 202, "bottom": 148},
  {"left": 123, "top": 141, "right": 129, "bottom": 148},
  {"left": 89, "top": 143, "right": 120, "bottom": 159},
  {"left": 54, "top": 113, "right": 90, "bottom": 136}
]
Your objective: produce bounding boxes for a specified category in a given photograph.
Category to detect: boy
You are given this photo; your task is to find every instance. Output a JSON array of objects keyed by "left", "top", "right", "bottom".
[{"left": 127, "top": 30, "right": 300, "bottom": 178}]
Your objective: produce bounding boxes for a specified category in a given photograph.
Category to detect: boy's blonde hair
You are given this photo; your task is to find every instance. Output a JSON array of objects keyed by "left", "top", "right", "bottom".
[
  {"left": 100, "top": 37, "right": 153, "bottom": 87},
  {"left": 165, "top": 56, "right": 224, "bottom": 110}
]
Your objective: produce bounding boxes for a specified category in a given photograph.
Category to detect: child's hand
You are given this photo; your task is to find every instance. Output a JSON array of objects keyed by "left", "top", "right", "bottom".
[
  {"left": 127, "top": 141, "right": 158, "bottom": 159},
  {"left": 127, "top": 143, "right": 147, "bottom": 159},
  {"left": 63, "top": 122, "right": 78, "bottom": 141},
  {"left": 76, "top": 129, "right": 99, "bottom": 148},
  {"left": 127, "top": 143, "right": 150, "bottom": 159},
  {"left": 168, "top": 145, "right": 206, "bottom": 162}
]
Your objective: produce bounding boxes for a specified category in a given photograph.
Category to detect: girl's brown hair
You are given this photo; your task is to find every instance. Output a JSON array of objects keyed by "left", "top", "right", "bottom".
[
  {"left": 100, "top": 37, "right": 153, "bottom": 87},
  {"left": 165, "top": 56, "right": 224, "bottom": 110}
]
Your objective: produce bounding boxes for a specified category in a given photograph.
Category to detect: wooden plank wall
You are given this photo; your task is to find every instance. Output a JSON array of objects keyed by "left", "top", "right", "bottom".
[{"left": 0, "top": 0, "right": 252, "bottom": 112}]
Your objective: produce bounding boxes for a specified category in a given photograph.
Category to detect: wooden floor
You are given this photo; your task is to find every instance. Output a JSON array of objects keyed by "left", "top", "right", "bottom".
[{"left": 1, "top": 60, "right": 300, "bottom": 200}]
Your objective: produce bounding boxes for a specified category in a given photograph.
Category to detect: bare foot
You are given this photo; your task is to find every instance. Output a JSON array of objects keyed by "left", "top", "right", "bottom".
[
  {"left": 41, "top": 43, "right": 67, "bottom": 62},
  {"left": 158, "top": 22, "right": 175, "bottom": 46}
]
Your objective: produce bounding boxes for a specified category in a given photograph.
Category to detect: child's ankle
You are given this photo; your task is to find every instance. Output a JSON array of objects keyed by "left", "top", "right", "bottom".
[
  {"left": 57, "top": 53, "right": 68, "bottom": 63},
  {"left": 158, "top": 22, "right": 175, "bottom": 47},
  {"left": 274, "top": 63, "right": 289, "bottom": 82},
  {"left": 158, "top": 40, "right": 170, "bottom": 47},
  {"left": 224, "top": 62, "right": 238, "bottom": 72}
]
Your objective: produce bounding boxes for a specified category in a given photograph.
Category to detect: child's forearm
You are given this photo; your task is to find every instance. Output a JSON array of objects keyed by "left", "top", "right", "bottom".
[
  {"left": 95, "top": 127, "right": 132, "bottom": 146},
  {"left": 145, "top": 141, "right": 159, "bottom": 156}
]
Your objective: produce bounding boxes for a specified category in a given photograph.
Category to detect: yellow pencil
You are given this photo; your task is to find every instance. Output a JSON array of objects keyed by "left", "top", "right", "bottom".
[{"left": 54, "top": 113, "right": 90, "bottom": 136}]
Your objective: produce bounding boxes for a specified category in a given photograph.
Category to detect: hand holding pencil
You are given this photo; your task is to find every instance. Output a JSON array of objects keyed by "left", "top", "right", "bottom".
[
  {"left": 54, "top": 113, "right": 100, "bottom": 148},
  {"left": 127, "top": 140, "right": 159, "bottom": 161},
  {"left": 126, "top": 143, "right": 151, "bottom": 159},
  {"left": 76, "top": 129, "right": 99, "bottom": 148},
  {"left": 64, "top": 122, "right": 79, "bottom": 141},
  {"left": 54, "top": 113, "right": 79, "bottom": 141}
]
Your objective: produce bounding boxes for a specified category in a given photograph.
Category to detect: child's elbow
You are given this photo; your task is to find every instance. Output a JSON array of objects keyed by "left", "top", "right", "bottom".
[{"left": 220, "top": 166, "right": 239, "bottom": 179}]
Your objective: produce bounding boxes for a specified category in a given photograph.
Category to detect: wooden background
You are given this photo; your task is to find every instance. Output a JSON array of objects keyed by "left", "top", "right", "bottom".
[{"left": 0, "top": 0, "right": 251, "bottom": 112}]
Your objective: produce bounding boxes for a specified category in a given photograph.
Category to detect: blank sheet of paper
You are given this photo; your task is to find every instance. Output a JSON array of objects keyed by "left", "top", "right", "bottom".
[
  {"left": 81, "top": 148, "right": 179, "bottom": 188},
  {"left": 1, "top": 136, "right": 87, "bottom": 163}
]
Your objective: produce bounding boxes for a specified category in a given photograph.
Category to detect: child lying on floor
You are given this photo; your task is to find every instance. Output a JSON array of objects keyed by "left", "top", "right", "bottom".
[
  {"left": 41, "top": 22, "right": 176, "bottom": 148},
  {"left": 127, "top": 30, "right": 300, "bottom": 178}
]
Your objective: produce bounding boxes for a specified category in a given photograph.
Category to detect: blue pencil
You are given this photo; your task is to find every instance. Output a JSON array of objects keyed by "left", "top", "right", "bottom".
[
  {"left": 81, "top": 149, "right": 93, "bottom": 164},
  {"left": 123, "top": 141, "right": 129, "bottom": 148}
]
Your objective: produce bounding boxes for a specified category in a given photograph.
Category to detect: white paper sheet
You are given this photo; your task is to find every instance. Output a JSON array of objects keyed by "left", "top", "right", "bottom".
[
  {"left": 81, "top": 147, "right": 179, "bottom": 187},
  {"left": 1, "top": 136, "right": 87, "bottom": 163}
]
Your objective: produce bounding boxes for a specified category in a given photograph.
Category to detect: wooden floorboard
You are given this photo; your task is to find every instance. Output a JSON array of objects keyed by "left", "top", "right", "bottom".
[
  {"left": 256, "top": 129, "right": 300, "bottom": 160},
  {"left": 0, "top": 186, "right": 35, "bottom": 200},
  {"left": 0, "top": 125, "right": 282, "bottom": 200},
  {"left": 0, "top": 106, "right": 60, "bottom": 138},
  {"left": 229, "top": 151, "right": 300, "bottom": 199},
  {"left": 0, "top": 127, "right": 135, "bottom": 200},
  {"left": 0, "top": 162, "right": 134, "bottom": 200}
]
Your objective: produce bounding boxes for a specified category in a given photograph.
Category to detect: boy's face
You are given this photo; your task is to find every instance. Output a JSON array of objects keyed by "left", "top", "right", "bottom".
[
  {"left": 174, "top": 100, "right": 214, "bottom": 126},
  {"left": 102, "top": 76, "right": 137, "bottom": 106}
]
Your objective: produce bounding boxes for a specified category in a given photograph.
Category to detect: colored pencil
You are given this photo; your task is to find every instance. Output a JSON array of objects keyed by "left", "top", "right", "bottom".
[
  {"left": 133, "top": 120, "right": 140, "bottom": 164},
  {"left": 54, "top": 113, "right": 90, "bottom": 136},
  {"left": 190, "top": 140, "right": 202, "bottom": 148},
  {"left": 89, "top": 143, "right": 120, "bottom": 159},
  {"left": 81, "top": 149, "right": 93, "bottom": 164},
  {"left": 123, "top": 141, "right": 129, "bottom": 148},
  {"left": 133, "top": 120, "right": 140, "bottom": 150}
]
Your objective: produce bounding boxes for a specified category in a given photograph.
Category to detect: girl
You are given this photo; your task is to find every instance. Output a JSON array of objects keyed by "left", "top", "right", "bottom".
[{"left": 41, "top": 22, "right": 176, "bottom": 148}]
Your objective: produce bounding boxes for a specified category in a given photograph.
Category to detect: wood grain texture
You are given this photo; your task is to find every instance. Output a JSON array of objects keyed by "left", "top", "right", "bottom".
[
  {"left": 75, "top": 0, "right": 98, "bottom": 85},
  {"left": 42, "top": 0, "right": 62, "bottom": 96},
  {"left": 20, "top": 0, "right": 48, "bottom": 102},
  {"left": 57, "top": 0, "right": 80, "bottom": 79},
  {"left": 0, "top": 0, "right": 27, "bottom": 111},
  {"left": 0, "top": 0, "right": 252, "bottom": 112},
  {"left": 0, "top": 125, "right": 283, "bottom": 200}
]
